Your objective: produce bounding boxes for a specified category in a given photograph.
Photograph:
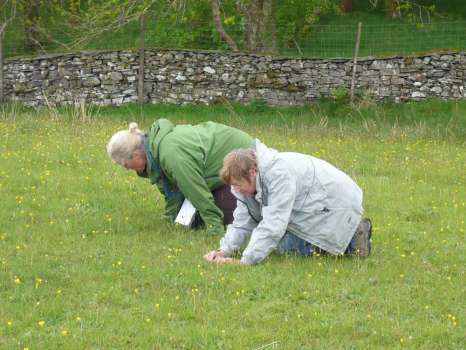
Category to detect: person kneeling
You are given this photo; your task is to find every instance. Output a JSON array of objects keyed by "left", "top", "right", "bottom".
[
  {"left": 204, "top": 140, "right": 372, "bottom": 265},
  {"left": 106, "top": 119, "right": 253, "bottom": 235}
]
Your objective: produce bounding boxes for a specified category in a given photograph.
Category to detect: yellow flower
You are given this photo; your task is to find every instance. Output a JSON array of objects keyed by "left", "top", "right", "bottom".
[
  {"left": 62, "top": 329, "right": 68, "bottom": 336},
  {"left": 14, "top": 276, "right": 21, "bottom": 284},
  {"left": 38, "top": 320, "right": 45, "bottom": 327}
]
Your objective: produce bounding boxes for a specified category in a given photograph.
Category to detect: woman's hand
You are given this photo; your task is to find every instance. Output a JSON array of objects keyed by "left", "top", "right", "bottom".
[
  {"left": 204, "top": 250, "right": 242, "bottom": 264},
  {"left": 211, "top": 256, "right": 240, "bottom": 264},
  {"left": 203, "top": 249, "right": 226, "bottom": 262}
]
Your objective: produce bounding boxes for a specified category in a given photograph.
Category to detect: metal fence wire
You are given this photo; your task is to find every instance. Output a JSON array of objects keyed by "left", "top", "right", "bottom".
[{"left": 3, "top": 20, "right": 466, "bottom": 59}]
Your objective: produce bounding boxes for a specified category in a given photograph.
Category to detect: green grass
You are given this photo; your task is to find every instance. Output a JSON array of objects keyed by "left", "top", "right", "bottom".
[{"left": 0, "top": 100, "right": 465, "bottom": 349}]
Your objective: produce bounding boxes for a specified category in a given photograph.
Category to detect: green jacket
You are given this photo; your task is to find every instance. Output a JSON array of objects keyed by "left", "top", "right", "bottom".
[{"left": 145, "top": 119, "right": 253, "bottom": 235}]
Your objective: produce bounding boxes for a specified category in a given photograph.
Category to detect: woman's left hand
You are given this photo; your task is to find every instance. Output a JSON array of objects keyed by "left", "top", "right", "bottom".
[
  {"left": 211, "top": 256, "right": 239, "bottom": 264},
  {"left": 203, "top": 249, "right": 225, "bottom": 262}
]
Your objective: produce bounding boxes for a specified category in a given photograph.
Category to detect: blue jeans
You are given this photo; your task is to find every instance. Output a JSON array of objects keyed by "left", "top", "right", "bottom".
[{"left": 276, "top": 231, "right": 358, "bottom": 256}]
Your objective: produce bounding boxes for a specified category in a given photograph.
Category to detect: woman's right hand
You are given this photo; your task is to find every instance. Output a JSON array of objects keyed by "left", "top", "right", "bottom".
[{"left": 203, "top": 249, "right": 226, "bottom": 262}]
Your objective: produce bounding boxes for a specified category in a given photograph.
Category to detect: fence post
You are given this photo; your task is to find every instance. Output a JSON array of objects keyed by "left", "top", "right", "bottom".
[
  {"left": 138, "top": 13, "right": 145, "bottom": 104},
  {"left": 0, "top": 29, "right": 4, "bottom": 104},
  {"left": 350, "top": 22, "right": 362, "bottom": 105}
]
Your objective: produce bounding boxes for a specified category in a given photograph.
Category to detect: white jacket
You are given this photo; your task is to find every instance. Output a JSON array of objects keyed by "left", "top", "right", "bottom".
[{"left": 220, "top": 140, "right": 363, "bottom": 264}]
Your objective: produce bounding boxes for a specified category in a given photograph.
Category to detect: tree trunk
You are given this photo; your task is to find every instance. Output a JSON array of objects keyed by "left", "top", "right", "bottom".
[
  {"left": 70, "top": 0, "right": 80, "bottom": 15},
  {"left": 260, "top": 0, "right": 277, "bottom": 54},
  {"left": 24, "top": 0, "right": 41, "bottom": 52},
  {"left": 245, "top": 0, "right": 261, "bottom": 52},
  {"left": 384, "top": 0, "right": 400, "bottom": 19},
  {"left": 211, "top": 0, "right": 239, "bottom": 51},
  {"left": 340, "top": 0, "right": 353, "bottom": 13},
  {"left": 69, "top": 0, "right": 81, "bottom": 25},
  {"left": 245, "top": 0, "right": 277, "bottom": 54}
]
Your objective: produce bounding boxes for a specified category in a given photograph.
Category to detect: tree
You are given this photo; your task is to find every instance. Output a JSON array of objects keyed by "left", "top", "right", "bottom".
[
  {"left": 208, "top": 0, "right": 337, "bottom": 54},
  {"left": 23, "top": 0, "right": 42, "bottom": 51},
  {"left": 11, "top": 0, "right": 158, "bottom": 52},
  {"left": 63, "top": 0, "right": 157, "bottom": 49},
  {"left": 244, "top": 0, "right": 277, "bottom": 53},
  {"left": 0, "top": 0, "right": 18, "bottom": 103},
  {"left": 211, "top": 0, "right": 238, "bottom": 51},
  {"left": 0, "top": 0, "right": 17, "bottom": 40},
  {"left": 368, "top": 1, "right": 435, "bottom": 22},
  {"left": 340, "top": 0, "right": 352, "bottom": 13},
  {"left": 274, "top": 0, "right": 337, "bottom": 52},
  {"left": 209, "top": 0, "right": 278, "bottom": 54},
  {"left": 384, "top": 0, "right": 400, "bottom": 19}
]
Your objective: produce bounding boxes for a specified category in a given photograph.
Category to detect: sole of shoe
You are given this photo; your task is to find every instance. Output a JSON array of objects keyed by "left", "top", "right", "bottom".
[{"left": 354, "top": 218, "right": 372, "bottom": 257}]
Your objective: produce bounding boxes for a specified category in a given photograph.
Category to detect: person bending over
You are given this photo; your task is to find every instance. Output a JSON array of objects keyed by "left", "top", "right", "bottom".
[
  {"left": 107, "top": 119, "right": 253, "bottom": 235},
  {"left": 204, "top": 140, "right": 372, "bottom": 264}
]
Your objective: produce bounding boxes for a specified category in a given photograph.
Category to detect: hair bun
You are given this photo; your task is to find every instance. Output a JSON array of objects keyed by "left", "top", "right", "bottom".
[{"left": 129, "top": 122, "right": 139, "bottom": 133}]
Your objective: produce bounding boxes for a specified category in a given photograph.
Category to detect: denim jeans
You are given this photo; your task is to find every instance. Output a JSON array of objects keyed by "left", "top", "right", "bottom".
[{"left": 276, "top": 231, "right": 358, "bottom": 256}]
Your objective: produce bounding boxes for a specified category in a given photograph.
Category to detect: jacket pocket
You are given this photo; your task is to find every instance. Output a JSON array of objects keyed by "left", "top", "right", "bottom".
[{"left": 295, "top": 177, "right": 328, "bottom": 214}]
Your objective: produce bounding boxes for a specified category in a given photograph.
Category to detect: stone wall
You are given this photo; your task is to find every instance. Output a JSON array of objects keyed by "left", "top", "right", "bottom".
[{"left": 3, "top": 49, "right": 465, "bottom": 106}]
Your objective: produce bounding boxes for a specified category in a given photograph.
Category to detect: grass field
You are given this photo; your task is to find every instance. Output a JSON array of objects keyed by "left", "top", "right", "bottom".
[{"left": 0, "top": 100, "right": 465, "bottom": 349}]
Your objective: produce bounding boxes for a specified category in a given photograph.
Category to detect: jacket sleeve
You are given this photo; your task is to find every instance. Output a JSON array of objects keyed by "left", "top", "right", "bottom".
[
  {"left": 219, "top": 198, "right": 258, "bottom": 255},
  {"left": 154, "top": 181, "right": 184, "bottom": 222},
  {"left": 163, "top": 152, "right": 225, "bottom": 235},
  {"left": 241, "top": 161, "right": 296, "bottom": 265}
]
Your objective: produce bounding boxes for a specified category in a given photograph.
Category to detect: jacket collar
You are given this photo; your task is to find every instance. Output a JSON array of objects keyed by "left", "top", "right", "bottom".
[
  {"left": 148, "top": 118, "right": 175, "bottom": 161},
  {"left": 144, "top": 119, "right": 175, "bottom": 184}
]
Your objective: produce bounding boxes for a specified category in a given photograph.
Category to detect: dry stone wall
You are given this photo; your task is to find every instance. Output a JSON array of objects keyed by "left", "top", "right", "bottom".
[{"left": 3, "top": 49, "right": 465, "bottom": 106}]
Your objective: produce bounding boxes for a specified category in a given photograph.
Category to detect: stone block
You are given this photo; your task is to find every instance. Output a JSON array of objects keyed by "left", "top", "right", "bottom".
[{"left": 83, "top": 77, "right": 101, "bottom": 87}]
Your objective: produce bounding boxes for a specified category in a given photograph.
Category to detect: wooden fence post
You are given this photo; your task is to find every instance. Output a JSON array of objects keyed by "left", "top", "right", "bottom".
[
  {"left": 350, "top": 22, "right": 362, "bottom": 105},
  {"left": 0, "top": 29, "right": 4, "bottom": 103},
  {"left": 138, "top": 13, "right": 145, "bottom": 104}
]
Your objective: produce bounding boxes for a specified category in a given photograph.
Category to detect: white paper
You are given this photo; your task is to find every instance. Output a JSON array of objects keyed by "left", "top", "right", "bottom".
[{"left": 175, "top": 199, "right": 197, "bottom": 227}]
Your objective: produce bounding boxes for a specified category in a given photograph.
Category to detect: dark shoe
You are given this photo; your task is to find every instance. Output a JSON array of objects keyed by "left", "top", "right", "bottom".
[{"left": 352, "top": 218, "right": 372, "bottom": 257}]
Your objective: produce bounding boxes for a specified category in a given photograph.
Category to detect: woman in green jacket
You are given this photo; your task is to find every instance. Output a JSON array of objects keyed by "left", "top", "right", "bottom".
[{"left": 106, "top": 119, "right": 253, "bottom": 235}]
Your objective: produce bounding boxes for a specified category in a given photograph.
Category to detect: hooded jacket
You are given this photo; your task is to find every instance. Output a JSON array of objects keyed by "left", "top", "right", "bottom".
[
  {"left": 219, "top": 140, "right": 363, "bottom": 264},
  {"left": 145, "top": 119, "right": 253, "bottom": 235}
]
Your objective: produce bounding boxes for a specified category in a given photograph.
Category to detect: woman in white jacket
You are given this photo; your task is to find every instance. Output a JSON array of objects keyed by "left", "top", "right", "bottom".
[{"left": 204, "top": 140, "right": 372, "bottom": 265}]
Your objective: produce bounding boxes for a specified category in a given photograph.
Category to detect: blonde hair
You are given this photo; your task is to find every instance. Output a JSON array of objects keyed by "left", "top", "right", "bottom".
[
  {"left": 220, "top": 149, "right": 257, "bottom": 184},
  {"left": 106, "top": 122, "right": 144, "bottom": 164}
]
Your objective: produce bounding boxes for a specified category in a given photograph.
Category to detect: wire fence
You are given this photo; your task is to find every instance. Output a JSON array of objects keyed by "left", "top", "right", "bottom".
[{"left": 3, "top": 20, "right": 466, "bottom": 60}]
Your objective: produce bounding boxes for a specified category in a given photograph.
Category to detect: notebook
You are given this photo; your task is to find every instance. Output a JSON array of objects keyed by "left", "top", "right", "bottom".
[{"left": 174, "top": 199, "right": 197, "bottom": 227}]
